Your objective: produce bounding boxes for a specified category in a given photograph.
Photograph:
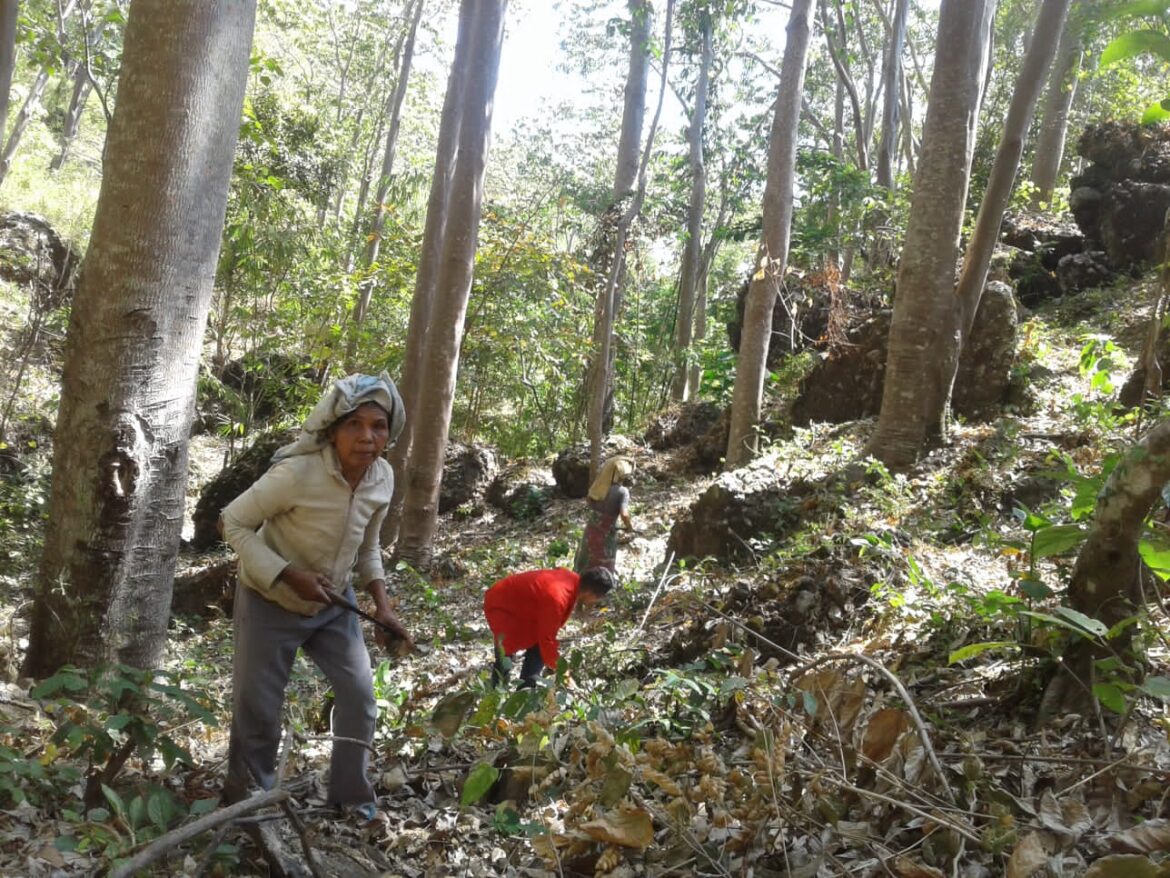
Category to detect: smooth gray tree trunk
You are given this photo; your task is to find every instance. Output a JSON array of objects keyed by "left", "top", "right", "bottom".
[
  {"left": 382, "top": 0, "right": 475, "bottom": 549},
  {"left": 1029, "top": 14, "right": 1081, "bottom": 209},
  {"left": 347, "top": 0, "right": 424, "bottom": 364},
  {"left": 0, "top": 0, "right": 17, "bottom": 142},
  {"left": 395, "top": 0, "right": 506, "bottom": 566},
  {"left": 875, "top": 0, "right": 907, "bottom": 190},
  {"left": 866, "top": 0, "right": 995, "bottom": 469},
  {"left": 725, "top": 0, "right": 813, "bottom": 467},
  {"left": 23, "top": 0, "right": 256, "bottom": 676},
  {"left": 953, "top": 0, "right": 1070, "bottom": 340},
  {"left": 671, "top": 9, "right": 711, "bottom": 403},
  {"left": 615, "top": 0, "right": 651, "bottom": 199}
]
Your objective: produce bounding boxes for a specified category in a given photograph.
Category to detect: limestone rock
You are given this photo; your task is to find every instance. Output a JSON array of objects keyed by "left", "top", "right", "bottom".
[
  {"left": 552, "top": 436, "right": 635, "bottom": 498},
  {"left": 1056, "top": 251, "right": 1114, "bottom": 294},
  {"left": 0, "top": 212, "right": 77, "bottom": 309},
  {"left": 189, "top": 429, "right": 297, "bottom": 550},
  {"left": 486, "top": 462, "right": 556, "bottom": 520},
  {"left": 439, "top": 442, "right": 498, "bottom": 514},
  {"left": 953, "top": 282, "right": 1018, "bottom": 421}
]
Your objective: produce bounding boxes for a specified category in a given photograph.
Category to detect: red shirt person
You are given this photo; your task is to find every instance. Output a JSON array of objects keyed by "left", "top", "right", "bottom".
[{"left": 484, "top": 567, "right": 615, "bottom": 687}]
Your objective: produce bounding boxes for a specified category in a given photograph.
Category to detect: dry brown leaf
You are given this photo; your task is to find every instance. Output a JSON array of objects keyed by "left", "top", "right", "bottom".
[
  {"left": 580, "top": 808, "right": 655, "bottom": 848},
  {"left": 429, "top": 691, "right": 478, "bottom": 740},
  {"left": 1084, "top": 854, "right": 1166, "bottom": 878},
  {"left": 795, "top": 669, "right": 867, "bottom": 733},
  {"left": 861, "top": 708, "right": 909, "bottom": 762},
  {"left": 1007, "top": 831, "right": 1049, "bottom": 878},
  {"left": 1037, "top": 790, "right": 1091, "bottom": 846},
  {"left": 1109, "top": 818, "right": 1170, "bottom": 854},
  {"left": 892, "top": 856, "right": 945, "bottom": 878}
]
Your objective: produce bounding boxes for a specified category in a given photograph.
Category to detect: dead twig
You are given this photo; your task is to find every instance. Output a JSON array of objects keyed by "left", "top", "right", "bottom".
[
  {"left": 109, "top": 789, "right": 291, "bottom": 878},
  {"left": 636, "top": 551, "right": 676, "bottom": 633},
  {"left": 692, "top": 596, "right": 958, "bottom": 805}
]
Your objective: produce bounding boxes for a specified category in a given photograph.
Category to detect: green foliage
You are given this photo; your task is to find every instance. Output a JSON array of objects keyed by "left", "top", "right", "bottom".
[
  {"left": 1097, "top": 1, "right": 1170, "bottom": 122},
  {"left": 31, "top": 664, "right": 219, "bottom": 791}
]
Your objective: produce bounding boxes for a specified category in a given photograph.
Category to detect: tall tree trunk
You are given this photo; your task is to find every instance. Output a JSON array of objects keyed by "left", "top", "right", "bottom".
[
  {"left": 671, "top": 8, "right": 711, "bottom": 403},
  {"left": 875, "top": 0, "right": 908, "bottom": 190},
  {"left": 0, "top": 0, "right": 17, "bottom": 140},
  {"left": 579, "top": 0, "right": 653, "bottom": 465},
  {"left": 821, "top": 0, "right": 869, "bottom": 173},
  {"left": 381, "top": 0, "right": 475, "bottom": 549},
  {"left": 0, "top": 68, "right": 50, "bottom": 186},
  {"left": 346, "top": 0, "right": 424, "bottom": 365},
  {"left": 394, "top": 0, "right": 506, "bottom": 566},
  {"left": 588, "top": 0, "right": 673, "bottom": 478},
  {"left": 865, "top": 0, "right": 995, "bottom": 470},
  {"left": 51, "top": 64, "right": 93, "bottom": 171},
  {"left": 1029, "top": 15, "right": 1081, "bottom": 209},
  {"left": 953, "top": 0, "right": 1070, "bottom": 342},
  {"left": 615, "top": 0, "right": 651, "bottom": 199},
  {"left": 725, "top": 0, "right": 814, "bottom": 467},
  {"left": 22, "top": 0, "right": 255, "bottom": 677}
]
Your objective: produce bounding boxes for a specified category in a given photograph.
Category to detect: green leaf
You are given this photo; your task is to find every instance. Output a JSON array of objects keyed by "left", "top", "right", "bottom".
[
  {"left": 1140, "top": 536, "right": 1170, "bottom": 580},
  {"left": 1093, "top": 682, "right": 1127, "bottom": 714},
  {"left": 147, "top": 792, "right": 166, "bottom": 830},
  {"left": 102, "top": 785, "right": 126, "bottom": 819},
  {"left": 1020, "top": 509, "right": 1052, "bottom": 532},
  {"left": 801, "top": 690, "right": 818, "bottom": 717},
  {"left": 1101, "top": 30, "right": 1170, "bottom": 68},
  {"left": 1141, "top": 676, "right": 1170, "bottom": 700},
  {"left": 1142, "top": 100, "right": 1170, "bottom": 124},
  {"left": 128, "top": 795, "right": 145, "bottom": 830},
  {"left": 461, "top": 762, "right": 499, "bottom": 807},
  {"left": 1032, "top": 524, "right": 1088, "bottom": 558},
  {"left": 1101, "top": 0, "right": 1170, "bottom": 22},
  {"left": 948, "top": 641, "right": 1020, "bottom": 664},
  {"left": 190, "top": 797, "right": 219, "bottom": 816},
  {"left": 1053, "top": 606, "right": 1109, "bottom": 637},
  {"left": 1018, "top": 578, "right": 1054, "bottom": 601}
]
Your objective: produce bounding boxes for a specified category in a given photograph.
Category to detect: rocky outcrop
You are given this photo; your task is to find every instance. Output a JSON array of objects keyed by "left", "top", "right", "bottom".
[
  {"left": 951, "top": 282, "right": 1018, "bottom": 421},
  {"left": 552, "top": 436, "right": 636, "bottom": 498},
  {"left": 1055, "top": 251, "right": 1114, "bottom": 294},
  {"left": 645, "top": 402, "right": 723, "bottom": 450},
  {"left": 792, "top": 284, "right": 1019, "bottom": 427},
  {"left": 439, "top": 442, "right": 498, "bottom": 514},
  {"left": 1068, "top": 122, "right": 1170, "bottom": 268},
  {"left": 486, "top": 462, "right": 556, "bottom": 520},
  {"left": 189, "top": 429, "right": 296, "bottom": 550},
  {"left": 0, "top": 212, "right": 77, "bottom": 309},
  {"left": 215, "top": 353, "right": 318, "bottom": 423}
]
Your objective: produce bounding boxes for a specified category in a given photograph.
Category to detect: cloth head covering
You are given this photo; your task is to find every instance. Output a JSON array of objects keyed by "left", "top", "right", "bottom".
[
  {"left": 272, "top": 371, "right": 405, "bottom": 462},
  {"left": 587, "top": 456, "right": 634, "bottom": 502}
]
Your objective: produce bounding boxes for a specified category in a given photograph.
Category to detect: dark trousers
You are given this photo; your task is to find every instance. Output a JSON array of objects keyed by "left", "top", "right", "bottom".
[{"left": 491, "top": 640, "right": 545, "bottom": 688}]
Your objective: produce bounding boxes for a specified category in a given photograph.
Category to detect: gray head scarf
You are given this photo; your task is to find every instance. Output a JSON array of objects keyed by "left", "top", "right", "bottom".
[{"left": 272, "top": 371, "right": 406, "bottom": 462}]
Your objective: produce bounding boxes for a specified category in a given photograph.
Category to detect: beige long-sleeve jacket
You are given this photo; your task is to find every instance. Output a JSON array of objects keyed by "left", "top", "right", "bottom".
[{"left": 221, "top": 447, "right": 393, "bottom": 616}]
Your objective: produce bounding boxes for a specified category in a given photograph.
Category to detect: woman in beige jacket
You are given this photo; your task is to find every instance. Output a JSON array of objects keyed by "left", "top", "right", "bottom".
[{"left": 221, "top": 372, "right": 410, "bottom": 820}]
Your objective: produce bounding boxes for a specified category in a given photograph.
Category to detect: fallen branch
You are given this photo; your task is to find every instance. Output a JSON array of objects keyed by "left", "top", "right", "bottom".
[
  {"left": 636, "top": 551, "right": 675, "bottom": 633},
  {"left": 110, "top": 788, "right": 291, "bottom": 878}
]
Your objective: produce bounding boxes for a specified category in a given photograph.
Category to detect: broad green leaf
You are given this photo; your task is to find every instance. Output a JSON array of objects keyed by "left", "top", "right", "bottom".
[
  {"left": 949, "top": 641, "right": 1020, "bottom": 664},
  {"left": 461, "top": 762, "right": 499, "bottom": 806},
  {"left": 1023, "top": 611, "right": 1101, "bottom": 641},
  {"left": 801, "top": 690, "right": 818, "bottom": 717},
  {"left": 1018, "top": 578, "right": 1054, "bottom": 601},
  {"left": 1053, "top": 606, "right": 1109, "bottom": 637},
  {"left": 1141, "top": 100, "right": 1170, "bottom": 124},
  {"left": 1101, "top": 0, "right": 1170, "bottom": 22},
  {"left": 1032, "top": 524, "right": 1087, "bottom": 558},
  {"left": 1020, "top": 509, "right": 1052, "bottom": 532},
  {"left": 147, "top": 792, "right": 166, "bottom": 830},
  {"left": 190, "top": 797, "right": 218, "bottom": 816},
  {"left": 1101, "top": 30, "right": 1170, "bottom": 68},
  {"left": 1141, "top": 676, "right": 1170, "bottom": 700},
  {"left": 1140, "top": 536, "right": 1170, "bottom": 580},
  {"left": 1093, "top": 682, "right": 1127, "bottom": 714},
  {"left": 102, "top": 784, "right": 126, "bottom": 818}
]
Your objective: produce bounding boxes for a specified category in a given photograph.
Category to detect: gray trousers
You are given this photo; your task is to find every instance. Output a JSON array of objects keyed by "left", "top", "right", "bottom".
[{"left": 227, "top": 583, "right": 376, "bottom": 806}]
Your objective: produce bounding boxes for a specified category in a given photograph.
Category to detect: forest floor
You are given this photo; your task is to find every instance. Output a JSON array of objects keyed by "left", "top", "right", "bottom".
[{"left": 4, "top": 279, "right": 1170, "bottom": 877}]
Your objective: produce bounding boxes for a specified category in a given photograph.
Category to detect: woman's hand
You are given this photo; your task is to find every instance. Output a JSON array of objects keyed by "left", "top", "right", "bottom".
[{"left": 279, "top": 566, "right": 334, "bottom": 604}]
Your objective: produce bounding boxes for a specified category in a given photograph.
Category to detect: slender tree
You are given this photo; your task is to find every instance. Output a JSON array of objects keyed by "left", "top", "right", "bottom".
[
  {"left": 0, "top": 0, "right": 17, "bottom": 141},
  {"left": 588, "top": 0, "right": 674, "bottom": 477},
  {"left": 381, "top": 0, "right": 475, "bottom": 548},
  {"left": 725, "top": 0, "right": 814, "bottom": 467},
  {"left": 671, "top": 4, "right": 712, "bottom": 402},
  {"left": 875, "top": 0, "right": 908, "bottom": 190},
  {"left": 22, "top": 0, "right": 256, "bottom": 676},
  {"left": 394, "top": 0, "right": 506, "bottom": 565},
  {"left": 1029, "top": 8, "right": 1082, "bottom": 208},
  {"left": 953, "top": 0, "right": 1071, "bottom": 338},
  {"left": 865, "top": 0, "right": 995, "bottom": 469},
  {"left": 346, "top": 0, "right": 425, "bottom": 364}
]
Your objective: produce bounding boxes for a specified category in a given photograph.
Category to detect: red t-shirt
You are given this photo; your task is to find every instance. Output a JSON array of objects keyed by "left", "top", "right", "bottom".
[{"left": 483, "top": 568, "right": 580, "bottom": 668}]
